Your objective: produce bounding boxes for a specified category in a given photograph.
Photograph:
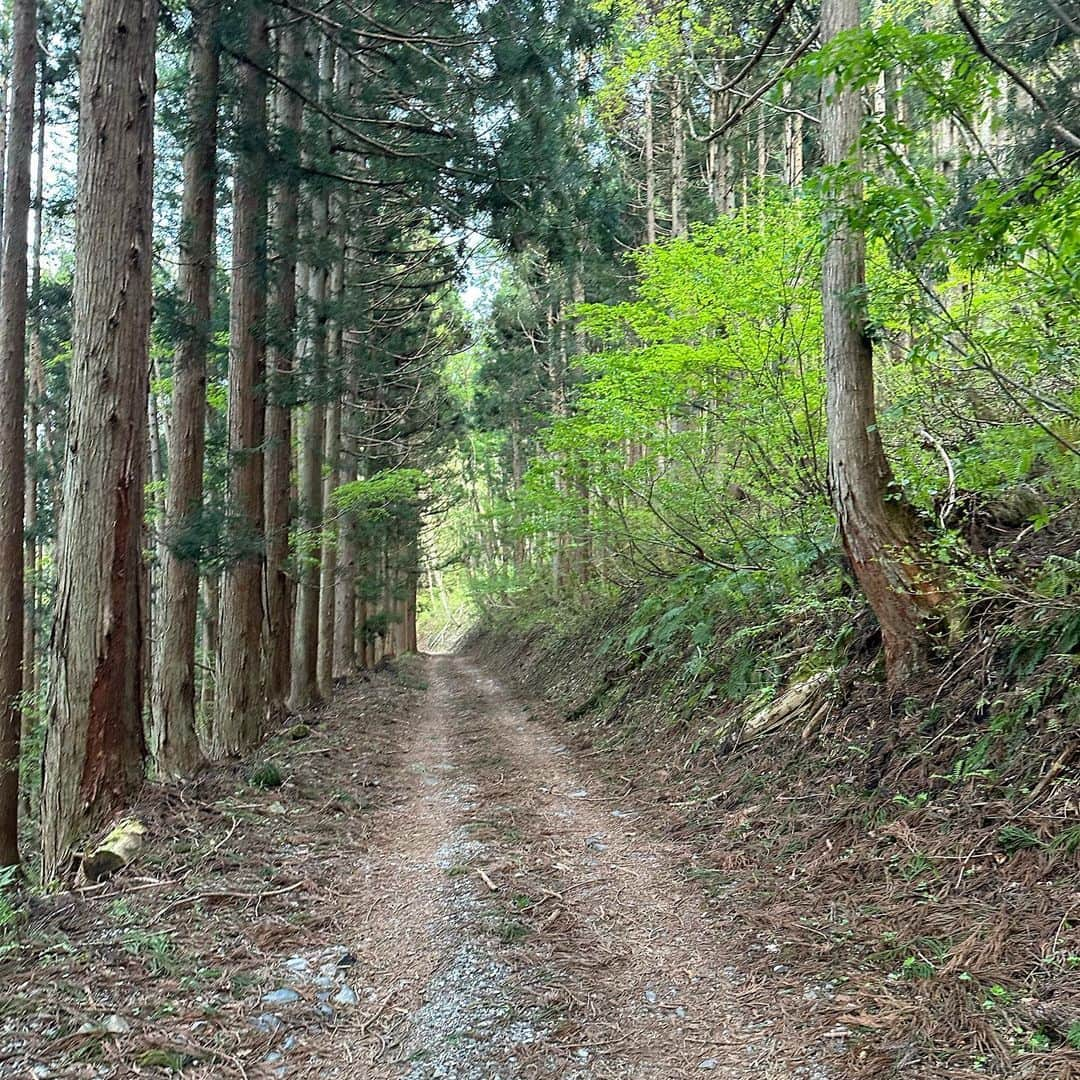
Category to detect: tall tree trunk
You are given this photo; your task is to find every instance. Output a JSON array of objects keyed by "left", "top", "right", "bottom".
[
  {"left": 317, "top": 394, "right": 341, "bottom": 697},
  {"left": 791, "top": 111, "right": 804, "bottom": 185},
  {"left": 151, "top": 0, "right": 218, "bottom": 778},
  {"left": 147, "top": 366, "right": 165, "bottom": 509},
  {"left": 333, "top": 514, "right": 358, "bottom": 677},
  {"left": 670, "top": 75, "right": 686, "bottom": 237},
  {"left": 820, "top": 0, "right": 946, "bottom": 682},
  {"left": 783, "top": 83, "right": 805, "bottom": 187},
  {"left": 212, "top": 2, "right": 269, "bottom": 757},
  {"left": 317, "top": 54, "right": 351, "bottom": 696},
  {"left": 643, "top": 78, "right": 656, "bottom": 245},
  {"left": 333, "top": 336, "right": 359, "bottom": 680},
  {"left": 22, "top": 47, "right": 46, "bottom": 726},
  {"left": 404, "top": 536, "right": 419, "bottom": 654},
  {"left": 757, "top": 104, "right": 768, "bottom": 183},
  {"left": 0, "top": 0, "right": 36, "bottom": 868},
  {"left": 0, "top": 65, "right": 10, "bottom": 246},
  {"left": 290, "top": 266, "right": 327, "bottom": 705},
  {"left": 706, "top": 64, "right": 730, "bottom": 213},
  {"left": 263, "top": 22, "right": 304, "bottom": 726},
  {"left": 40, "top": 0, "right": 155, "bottom": 878},
  {"left": 289, "top": 42, "right": 334, "bottom": 710},
  {"left": 200, "top": 572, "right": 220, "bottom": 724}
]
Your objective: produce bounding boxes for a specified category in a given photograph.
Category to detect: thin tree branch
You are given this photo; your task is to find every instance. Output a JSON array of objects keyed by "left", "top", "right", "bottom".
[
  {"left": 708, "top": 0, "right": 801, "bottom": 94},
  {"left": 705, "top": 24, "right": 820, "bottom": 144},
  {"left": 954, "top": 1, "right": 1080, "bottom": 151}
]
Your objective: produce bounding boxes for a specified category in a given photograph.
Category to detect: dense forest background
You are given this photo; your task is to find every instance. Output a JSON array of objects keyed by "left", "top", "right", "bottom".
[
  {"left": 0, "top": 0, "right": 1077, "bottom": 1074},
  {"left": 0, "top": 0, "right": 1076, "bottom": 983}
]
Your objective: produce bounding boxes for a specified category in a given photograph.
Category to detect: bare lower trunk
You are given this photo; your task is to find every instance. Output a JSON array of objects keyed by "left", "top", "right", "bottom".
[
  {"left": 200, "top": 572, "right": 220, "bottom": 725},
  {"left": 790, "top": 112, "right": 803, "bottom": 184},
  {"left": 821, "top": 0, "right": 947, "bottom": 681},
  {"left": 357, "top": 591, "right": 370, "bottom": 670},
  {"left": 0, "top": 0, "right": 36, "bottom": 868},
  {"left": 381, "top": 545, "right": 397, "bottom": 662},
  {"left": 0, "top": 68, "right": 9, "bottom": 242},
  {"left": 213, "top": 3, "right": 269, "bottom": 757},
  {"left": 333, "top": 352, "right": 358, "bottom": 680},
  {"left": 404, "top": 537, "right": 419, "bottom": 654},
  {"left": 333, "top": 518, "right": 358, "bottom": 677},
  {"left": 21, "top": 54, "right": 46, "bottom": 732},
  {"left": 757, "top": 105, "right": 767, "bottom": 183},
  {"left": 290, "top": 294, "right": 326, "bottom": 706},
  {"left": 289, "top": 43, "right": 334, "bottom": 710},
  {"left": 783, "top": 85, "right": 804, "bottom": 187},
  {"left": 670, "top": 76, "right": 686, "bottom": 237},
  {"left": 151, "top": 0, "right": 218, "bottom": 778},
  {"left": 41, "top": 0, "right": 155, "bottom": 879},
  {"left": 706, "top": 67, "right": 730, "bottom": 213},
  {"left": 263, "top": 23, "right": 304, "bottom": 726},
  {"left": 317, "top": 395, "right": 341, "bottom": 696},
  {"left": 643, "top": 80, "right": 656, "bottom": 245}
]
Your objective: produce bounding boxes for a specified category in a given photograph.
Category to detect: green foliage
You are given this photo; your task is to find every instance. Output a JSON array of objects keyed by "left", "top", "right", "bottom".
[
  {"left": 332, "top": 469, "right": 427, "bottom": 520},
  {"left": 123, "top": 929, "right": 181, "bottom": 977},
  {"left": 247, "top": 763, "right": 283, "bottom": 790},
  {"left": 0, "top": 865, "right": 21, "bottom": 933},
  {"left": 508, "top": 198, "right": 833, "bottom": 577},
  {"left": 996, "top": 825, "right": 1043, "bottom": 855}
]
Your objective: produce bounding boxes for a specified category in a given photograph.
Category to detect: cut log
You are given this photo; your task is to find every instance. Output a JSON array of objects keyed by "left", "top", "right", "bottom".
[
  {"left": 742, "top": 671, "right": 832, "bottom": 740},
  {"left": 80, "top": 819, "right": 146, "bottom": 884}
]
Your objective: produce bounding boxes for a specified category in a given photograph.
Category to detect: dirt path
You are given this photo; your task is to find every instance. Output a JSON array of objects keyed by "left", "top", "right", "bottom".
[
  {"left": 315, "top": 655, "right": 834, "bottom": 1079},
  {"left": 2, "top": 655, "right": 837, "bottom": 1079}
]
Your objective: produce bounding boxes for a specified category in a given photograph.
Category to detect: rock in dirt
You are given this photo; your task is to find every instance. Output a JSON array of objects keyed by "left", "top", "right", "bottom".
[
  {"left": 262, "top": 988, "right": 300, "bottom": 1006},
  {"left": 76, "top": 1014, "right": 131, "bottom": 1037}
]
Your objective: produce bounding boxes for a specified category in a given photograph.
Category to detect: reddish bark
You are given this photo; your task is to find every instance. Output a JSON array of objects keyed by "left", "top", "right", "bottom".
[
  {"left": 0, "top": 0, "right": 36, "bottom": 867},
  {"left": 41, "top": 0, "right": 156, "bottom": 878}
]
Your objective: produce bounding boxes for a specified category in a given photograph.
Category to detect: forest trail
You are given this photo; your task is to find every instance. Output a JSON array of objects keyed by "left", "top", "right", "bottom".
[
  {"left": 5, "top": 655, "right": 839, "bottom": 1079},
  {"left": 256, "top": 654, "right": 832, "bottom": 1079}
]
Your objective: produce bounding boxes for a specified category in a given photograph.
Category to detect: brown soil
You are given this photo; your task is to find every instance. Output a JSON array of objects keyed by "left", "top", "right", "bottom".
[{"left": 0, "top": 656, "right": 840, "bottom": 1078}]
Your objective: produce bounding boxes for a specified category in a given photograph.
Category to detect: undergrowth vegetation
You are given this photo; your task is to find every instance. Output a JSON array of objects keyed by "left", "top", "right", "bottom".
[{"left": 467, "top": 506, "right": 1080, "bottom": 1077}]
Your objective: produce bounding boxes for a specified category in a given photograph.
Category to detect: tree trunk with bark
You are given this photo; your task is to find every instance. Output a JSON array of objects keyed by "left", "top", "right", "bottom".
[
  {"left": 333, "top": 512, "right": 358, "bottom": 677},
  {"left": 670, "top": 75, "right": 687, "bottom": 237},
  {"left": 317, "top": 393, "right": 341, "bottom": 696},
  {"left": 40, "top": 0, "right": 156, "bottom": 878},
  {"left": 212, "top": 2, "right": 269, "bottom": 756},
  {"left": 0, "top": 0, "right": 36, "bottom": 868},
  {"left": 200, "top": 571, "right": 220, "bottom": 723},
  {"left": 151, "top": 0, "right": 218, "bottom": 778},
  {"left": 820, "top": 0, "right": 948, "bottom": 682},
  {"left": 757, "top": 104, "right": 768, "bottom": 183},
  {"left": 706, "top": 64, "right": 731, "bottom": 213},
  {"left": 643, "top": 79, "right": 656, "bottom": 245},
  {"left": 22, "top": 51, "right": 46, "bottom": 729},
  {"left": 263, "top": 22, "right": 304, "bottom": 726},
  {"left": 289, "top": 42, "right": 334, "bottom": 710},
  {"left": 333, "top": 342, "right": 359, "bottom": 679},
  {"left": 0, "top": 65, "right": 10, "bottom": 244}
]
